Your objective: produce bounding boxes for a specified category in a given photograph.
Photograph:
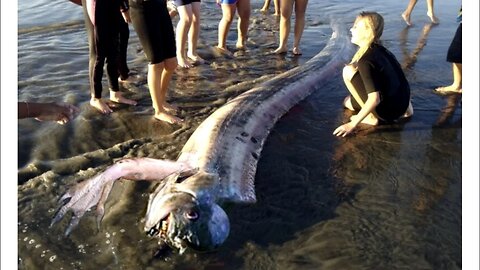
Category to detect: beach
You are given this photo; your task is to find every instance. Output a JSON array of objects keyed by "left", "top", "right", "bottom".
[{"left": 7, "top": 0, "right": 473, "bottom": 268}]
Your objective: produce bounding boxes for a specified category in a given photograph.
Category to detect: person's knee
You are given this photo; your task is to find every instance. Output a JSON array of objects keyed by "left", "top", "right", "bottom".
[
  {"left": 238, "top": 7, "right": 251, "bottom": 19},
  {"left": 164, "top": 58, "right": 178, "bottom": 71},
  {"left": 342, "top": 65, "right": 356, "bottom": 81},
  {"left": 180, "top": 14, "right": 193, "bottom": 25},
  {"left": 222, "top": 13, "right": 234, "bottom": 23},
  {"left": 149, "top": 62, "right": 164, "bottom": 72},
  {"left": 192, "top": 14, "right": 200, "bottom": 24}
]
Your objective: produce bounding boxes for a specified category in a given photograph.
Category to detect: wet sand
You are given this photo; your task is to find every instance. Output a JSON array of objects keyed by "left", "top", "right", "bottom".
[{"left": 10, "top": 0, "right": 473, "bottom": 268}]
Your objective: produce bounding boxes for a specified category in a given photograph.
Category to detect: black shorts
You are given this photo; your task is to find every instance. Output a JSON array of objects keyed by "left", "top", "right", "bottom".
[
  {"left": 129, "top": 0, "right": 176, "bottom": 64},
  {"left": 446, "top": 23, "right": 462, "bottom": 63},
  {"left": 174, "top": 0, "right": 200, "bottom": 7},
  {"left": 349, "top": 72, "right": 408, "bottom": 122}
]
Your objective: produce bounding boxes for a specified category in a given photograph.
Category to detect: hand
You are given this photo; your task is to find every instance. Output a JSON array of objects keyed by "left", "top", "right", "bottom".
[
  {"left": 35, "top": 102, "right": 80, "bottom": 124},
  {"left": 122, "top": 10, "right": 131, "bottom": 23},
  {"left": 333, "top": 121, "right": 356, "bottom": 137}
]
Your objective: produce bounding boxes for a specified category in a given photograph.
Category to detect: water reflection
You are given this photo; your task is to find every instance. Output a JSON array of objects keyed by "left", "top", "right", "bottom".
[{"left": 400, "top": 23, "right": 437, "bottom": 70}]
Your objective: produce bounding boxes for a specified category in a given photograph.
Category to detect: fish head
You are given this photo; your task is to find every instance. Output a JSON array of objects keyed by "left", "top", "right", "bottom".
[{"left": 144, "top": 170, "right": 230, "bottom": 253}]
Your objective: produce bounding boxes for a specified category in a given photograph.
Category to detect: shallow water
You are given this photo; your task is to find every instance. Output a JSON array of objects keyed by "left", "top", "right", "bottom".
[{"left": 18, "top": 0, "right": 461, "bottom": 269}]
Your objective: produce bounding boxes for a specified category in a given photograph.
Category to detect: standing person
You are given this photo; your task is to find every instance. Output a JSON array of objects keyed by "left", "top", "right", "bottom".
[
  {"left": 333, "top": 12, "right": 413, "bottom": 137},
  {"left": 81, "top": 0, "right": 137, "bottom": 114},
  {"left": 273, "top": 0, "right": 308, "bottom": 55},
  {"left": 129, "top": 0, "right": 182, "bottom": 124},
  {"left": 435, "top": 8, "right": 462, "bottom": 94},
  {"left": 402, "top": 0, "right": 439, "bottom": 27},
  {"left": 117, "top": 8, "right": 133, "bottom": 82},
  {"left": 216, "top": 0, "right": 251, "bottom": 55},
  {"left": 260, "top": 0, "right": 280, "bottom": 16},
  {"left": 174, "top": 0, "right": 204, "bottom": 68}
]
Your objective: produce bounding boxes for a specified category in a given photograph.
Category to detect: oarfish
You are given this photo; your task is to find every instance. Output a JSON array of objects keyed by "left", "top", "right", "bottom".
[{"left": 51, "top": 23, "right": 351, "bottom": 254}]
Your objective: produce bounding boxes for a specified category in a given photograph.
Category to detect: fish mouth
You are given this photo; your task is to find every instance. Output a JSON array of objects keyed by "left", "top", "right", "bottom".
[
  {"left": 159, "top": 214, "right": 171, "bottom": 239},
  {"left": 146, "top": 213, "right": 171, "bottom": 239}
]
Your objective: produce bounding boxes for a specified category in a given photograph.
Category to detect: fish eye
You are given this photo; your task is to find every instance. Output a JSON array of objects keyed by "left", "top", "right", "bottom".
[
  {"left": 176, "top": 175, "right": 190, "bottom": 183},
  {"left": 184, "top": 210, "right": 199, "bottom": 221}
]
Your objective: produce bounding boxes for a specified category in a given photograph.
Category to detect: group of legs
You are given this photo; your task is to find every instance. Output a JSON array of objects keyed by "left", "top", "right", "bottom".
[
  {"left": 435, "top": 22, "right": 462, "bottom": 94},
  {"left": 273, "top": 0, "right": 308, "bottom": 55},
  {"left": 401, "top": 0, "right": 439, "bottom": 26},
  {"left": 260, "top": 0, "right": 280, "bottom": 16},
  {"left": 174, "top": 0, "right": 204, "bottom": 68},
  {"left": 82, "top": 0, "right": 137, "bottom": 114},
  {"left": 83, "top": 0, "right": 181, "bottom": 123},
  {"left": 83, "top": 0, "right": 310, "bottom": 120},
  {"left": 215, "top": 0, "right": 308, "bottom": 56},
  {"left": 215, "top": 0, "right": 251, "bottom": 55},
  {"left": 401, "top": 1, "right": 462, "bottom": 93}
]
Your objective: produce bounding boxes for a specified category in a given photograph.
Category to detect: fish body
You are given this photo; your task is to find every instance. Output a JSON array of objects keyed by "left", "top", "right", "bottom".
[{"left": 52, "top": 23, "right": 352, "bottom": 253}]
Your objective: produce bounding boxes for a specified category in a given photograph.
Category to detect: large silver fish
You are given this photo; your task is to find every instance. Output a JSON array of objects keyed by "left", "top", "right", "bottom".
[{"left": 51, "top": 23, "right": 351, "bottom": 254}]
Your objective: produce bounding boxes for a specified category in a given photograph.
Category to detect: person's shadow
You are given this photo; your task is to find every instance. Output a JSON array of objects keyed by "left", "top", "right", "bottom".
[{"left": 400, "top": 23, "right": 437, "bottom": 70}]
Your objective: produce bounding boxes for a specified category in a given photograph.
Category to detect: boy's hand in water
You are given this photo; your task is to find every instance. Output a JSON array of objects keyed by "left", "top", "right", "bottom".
[
  {"left": 19, "top": 102, "right": 80, "bottom": 124},
  {"left": 35, "top": 102, "right": 80, "bottom": 124}
]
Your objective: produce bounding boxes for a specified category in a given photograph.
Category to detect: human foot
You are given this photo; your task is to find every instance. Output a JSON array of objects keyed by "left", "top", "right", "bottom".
[
  {"left": 401, "top": 12, "right": 412, "bottom": 26},
  {"left": 118, "top": 73, "right": 141, "bottom": 84},
  {"left": 90, "top": 98, "right": 113, "bottom": 114},
  {"left": 110, "top": 91, "right": 137, "bottom": 105},
  {"left": 163, "top": 102, "right": 178, "bottom": 113},
  {"left": 154, "top": 111, "right": 183, "bottom": 124},
  {"left": 292, "top": 47, "right": 302, "bottom": 55},
  {"left": 402, "top": 102, "right": 414, "bottom": 118},
  {"left": 273, "top": 46, "right": 288, "bottom": 54},
  {"left": 236, "top": 41, "right": 247, "bottom": 50},
  {"left": 350, "top": 113, "right": 379, "bottom": 126},
  {"left": 177, "top": 56, "right": 193, "bottom": 68},
  {"left": 427, "top": 12, "right": 439, "bottom": 24},
  {"left": 215, "top": 46, "right": 233, "bottom": 56},
  {"left": 434, "top": 85, "right": 462, "bottom": 94},
  {"left": 187, "top": 53, "right": 206, "bottom": 64}
]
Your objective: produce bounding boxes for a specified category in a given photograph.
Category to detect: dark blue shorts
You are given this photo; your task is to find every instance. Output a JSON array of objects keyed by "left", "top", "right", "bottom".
[{"left": 219, "top": 0, "right": 238, "bottom": 4}]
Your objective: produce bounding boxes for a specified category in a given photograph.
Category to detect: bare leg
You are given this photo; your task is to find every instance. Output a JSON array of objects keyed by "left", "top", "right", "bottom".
[
  {"left": 342, "top": 65, "right": 378, "bottom": 125},
  {"left": 236, "top": 0, "right": 251, "bottom": 49},
  {"left": 435, "top": 63, "right": 462, "bottom": 93},
  {"left": 426, "top": 0, "right": 439, "bottom": 24},
  {"left": 148, "top": 60, "right": 182, "bottom": 123},
  {"left": 260, "top": 0, "right": 270, "bottom": 13},
  {"left": 217, "top": 4, "right": 236, "bottom": 55},
  {"left": 176, "top": 5, "right": 193, "bottom": 68},
  {"left": 273, "top": 0, "right": 280, "bottom": 16},
  {"left": 292, "top": 0, "right": 308, "bottom": 55},
  {"left": 109, "top": 90, "right": 137, "bottom": 105},
  {"left": 187, "top": 2, "right": 205, "bottom": 63},
  {"left": 402, "top": 0, "right": 417, "bottom": 26},
  {"left": 161, "top": 57, "right": 182, "bottom": 122},
  {"left": 402, "top": 101, "right": 414, "bottom": 118},
  {"left": 274, "top": 0, "right": 293, "bottom": 54},
  {"left": 90, "top": 97, "right": 113, "bottom": 114}
]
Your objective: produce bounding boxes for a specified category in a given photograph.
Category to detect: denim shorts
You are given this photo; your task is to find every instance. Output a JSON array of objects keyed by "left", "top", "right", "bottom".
[{"left": 219, "top": 0, "right": 238, "bottom": 4}]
